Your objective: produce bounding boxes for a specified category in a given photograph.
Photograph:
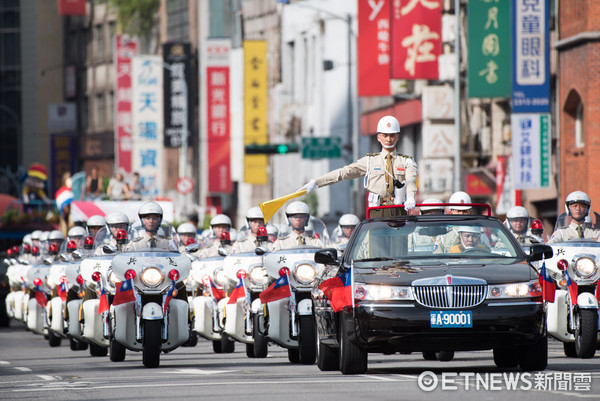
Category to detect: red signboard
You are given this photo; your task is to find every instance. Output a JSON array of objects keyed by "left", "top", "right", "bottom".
[
  {"left": 58, "top": 0, "right": 86, "bottom": 16},
  {"left": 391, "top": 0, "right": 442, "bottom": 80},
  {"left": 206, "top": 66, "right": 232, "bottom": 193},
  {"left": 114, "top": 35, "right": 137, "bottom": 174},
  {"left": 467, "top": 173, "right": 492, "bottom": 196},
  {"left": 358, "top": 0, "right": 391, "bottom": 96}
]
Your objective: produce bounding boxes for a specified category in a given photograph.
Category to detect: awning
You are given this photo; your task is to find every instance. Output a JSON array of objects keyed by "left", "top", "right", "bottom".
[
  {"left": 70, "top": 201, "right": 175, "bottom": 223},
  {"left": 361, "top": 99, "right": 423, "bottom": 136}
]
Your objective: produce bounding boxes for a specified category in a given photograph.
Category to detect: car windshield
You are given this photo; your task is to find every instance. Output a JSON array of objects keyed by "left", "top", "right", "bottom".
[{"left": 348, "top": 217, "right": 521, "bottom": 265}]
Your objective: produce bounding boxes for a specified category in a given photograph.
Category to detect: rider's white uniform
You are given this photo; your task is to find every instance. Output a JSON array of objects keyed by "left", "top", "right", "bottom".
[{"left": 547, "top": 222, "right": 600, "bottom": 243}]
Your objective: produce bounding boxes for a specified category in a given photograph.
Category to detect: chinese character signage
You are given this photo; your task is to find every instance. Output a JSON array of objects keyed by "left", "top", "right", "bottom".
[
  {"left": 391, "top": 0, "right": 442, "bottom": 80},
  {"left": 49, "top": 134, "right": 77, "bottom": 195},
  {"left": 163, "top": 42, "right": 191, "bottom": 148},
  {"left": 512, "top": 0, "right": 550, "bottom": 112},
  {"left": 114, "top": 35, "right": 137, "bottom": 174},
  {"left": 467, "top": 0, "right": 511, "bottom": 98},
  {"left": 358, "top": 0, "right": 391, "bottom": 96},
  {"left": 511, "top": 114, "right": 550, "bottom": 189},
  {"left": 243, "top": 40, "right": 268, "bottom": 185},
  {"left": 496, "top": 155, "right": 515, "bottom": 215},
  {"left": 206, "top": 39, "right": 232, "bottom": 193},
  {"left": 132, "top": 56, "right": 164, "bottom": 198}
]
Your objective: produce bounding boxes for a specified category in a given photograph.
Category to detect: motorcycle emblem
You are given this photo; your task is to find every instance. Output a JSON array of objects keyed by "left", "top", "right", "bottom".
[
  {"left": 234, "top": 259, "right": 242, "bottom": 265},
  {"left": 127, "top": 257, "right": 137, "bottom": 265},
  {"left": 556, "top": 248, "right": 565, "bottom": 257},
  {"left": 94, "top": 262, "right": 101, "bottom": 270},
  {"left": 167, "top": 257, "right": 176, "bottom": 266},
  {"left": 277, "top": 256, "right": 287, "bottom": 264}
]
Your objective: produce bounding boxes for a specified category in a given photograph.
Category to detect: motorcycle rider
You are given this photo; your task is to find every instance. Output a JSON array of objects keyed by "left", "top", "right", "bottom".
[
  {"left": 67, "top": 225, "right": 88, "bottom": 247},
  {"left": 331, "top": 214, "right": 360, "bottom": 246},
  {"left": 94, "top": 211, "right": 130, "bottom": 255},
  {"left": 125, "top": 202, "right": 173, "bottom": 251},
  {"left": 266, "top": 224, "right": 278, "bottom": 243},
  {"left": 47, "top": 230, "right": 66, "bottom": 254},
  {"left": 273, "top": 201, "right": 323, "bottom": 251},
  {"left": 86, "top": 215, "right": 106, "bottom": 239},
  {"left": 200, "top": 214, "right": 233, "bottom": 257},
  {"left": 504, "top": 206, "right": 542, "bottom": 245},
  {"left": 233, "top": 207, "right": 267, "bottom": 253},
  {"left": 548, "top": 191, "right": 600, "bottom": 243},
  {"left": 177, "top": 222, "right": 199, "bottom": 252}
]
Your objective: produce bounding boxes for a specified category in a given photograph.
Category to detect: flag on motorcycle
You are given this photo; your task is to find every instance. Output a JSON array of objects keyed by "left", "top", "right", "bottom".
[
  {"left": 318, "top": 268, "right": 353, "bottom": 312},
  {"left": 35, "top": 284, "right": 48, "bottom": 308},
  {"left": 210, "top": 278, "right": 225, "bottom": 301},
  {"left": 259, "top": 274, "right": 292, "bottom": 304},
  {"left": 97, "top": 280, "right": 109, "bottom": 314},
  {"left": 113, "top": 277, "right": 136, "bottom": 306},
  {"left": 565, "top": 270, "right": 579, "bottom": 306},
  {"left": 227, "top": 278, "right": 246, "bottom": 304},
  {"left": 539, "top": 261, "right": 555, "bottom": 303},
  {"left": 163, "top": 279, "right": 176, "bottom": 314},
  {"left": 57, "top": 278, "right": 68, "bottom": 302},
  {"left": 596, "top": 281, "right": 600, "bottom": 303}
]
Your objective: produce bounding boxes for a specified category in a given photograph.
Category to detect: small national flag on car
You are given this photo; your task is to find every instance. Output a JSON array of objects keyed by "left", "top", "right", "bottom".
[
  {"left": 565, "top": 270, "right": 578, "bottom": 307},
  {"left": 227, "top": 278, "right": 247, "bottom": 305},
  {"left": 259, "top": 274, "right": 292, "bottom": 304},
  {"left": 113, "top": 277, "right": 136, "bottom": 306},
  {"left": 318, "top": 268, "right": 353, "bottom": 312},
  {"left": 539, "top": 261, "right": 555, "bottom": 303}
]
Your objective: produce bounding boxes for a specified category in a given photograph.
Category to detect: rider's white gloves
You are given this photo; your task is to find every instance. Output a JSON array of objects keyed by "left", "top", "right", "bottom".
[
  {"left": 404, "top": 197, "right": 416, "bottom": 210},
  {"left": 298, "top": 179, "right": 318, "bottom": 194}
]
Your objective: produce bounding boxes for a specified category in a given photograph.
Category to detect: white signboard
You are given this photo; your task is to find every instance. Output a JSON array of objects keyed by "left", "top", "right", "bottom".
[
  {"left": 422, "top": 86, "right": 454, "bottom": 120},
  {"left": 48, "top": 103, "right": 76, "bottom": 132},
  {"left": 511, "top": 113, "right": 550, "bottom": 189},
  {"left": 422, "top": 122, "right": 455, "bottom": 158},
  {"left": 420, "top": 158, "right": 454, "bottom": 194}
]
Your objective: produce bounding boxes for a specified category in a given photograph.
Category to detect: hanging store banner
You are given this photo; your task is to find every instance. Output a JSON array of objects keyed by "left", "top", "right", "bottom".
[
  {"left": 58, "top": 0, "right": 86, "bottom": 16},
  {"left": 391, "top": 0, "right": 442, "bottom": 80},
  {"left": 114, "top": 35, "right": 138, "bottom": 174},
  {"left": 163, "top": 42, "right": 192, "bottom": 148},
  {"left": 131, "top": 56, "right": 164, "bottom": 198},
  {"left": 467, "top": 0, "right": 511, "bottom": 98},
  {"left": 49, "top": 133, "right": 77, "bottom": 195},
  {"left": 511, "top": 0, "right": 550, "bottom": 113},
  {"left": 243, "top": 40, "right": 268, "bottom": 185},
  {"left": 511, "top": 113, "right": 550, "bottom": 189},
  {"left": 357, "top": 0, "right": 391, "bottom": 96},
  {"left": 496, "top": 155, "right": 515, "bottom": 215},
  {"left": 206, "top": 39, "right": 232, "bottom": 193}
]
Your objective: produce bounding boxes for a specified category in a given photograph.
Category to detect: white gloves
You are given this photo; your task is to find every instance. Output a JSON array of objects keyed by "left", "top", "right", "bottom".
[
  {"left": 404, "top": 197, "right": 416, "bottom": 210},
  {"left": 298, "top": 179, "right": 318, "bottom": 194}
]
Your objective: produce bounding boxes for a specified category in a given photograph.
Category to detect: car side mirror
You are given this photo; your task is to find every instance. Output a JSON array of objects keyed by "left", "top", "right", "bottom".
[
  {"left": 314, "top": 248, "right": 339, "bottom": 266},
  {"left": 255, "top": 246, "right": 269, "bottom": 256},
  {"left": 527, "top": 244, "right": 553, "bottom": 262}
]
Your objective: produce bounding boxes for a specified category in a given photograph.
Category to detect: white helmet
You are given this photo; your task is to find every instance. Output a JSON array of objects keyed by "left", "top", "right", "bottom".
[
  {"left": 22, "top": 234, "right": 32, "bottom": 245},
  {"left": 87, "top": 215, "right": 107, "bottom": 228},
  {"left": 40, "top": 231, "right": 50, "bottom": 242},
  {"left": 138, "top": 201, "right": 163, "bottom": 220},
  {"left": 286, "top": 201, "right": 310, "bottom": 226},
  {"left": 377, "top": 115, "right": 400, "bottom": 134},
  {"left": 506, "top": 206, "right": 529, "bottom": 220},
  {"left": 106, "top": 211, "right": 129, "bottom": 225},
  {"left": 68, "top": 226, "right": 87, "bottom": 238},
  {"left": 48, "top": 230, "right": 65, "bottom": 241},
  {"left": 246, "top": 206, "right": 264, "bottom": 223},
  {"left": 448, "top": 191, "right": 472, "bottom": 210},
  {"left": 457, "top": 226, "right": 482, "bottom": 234},
  {"left": 266, "top": 224, "right": 278, "bottom": 237},
  {"left": 210, "top": 214, "right": 232, "bottom": 227},
  {"left": 339, "top": 214, "right": 360, "bottom": 227},
  {"left": 565, "top": 191, "right": 591, "bottom": 217},
  {"left": 31, "top": 230, "right": 43, "bottom": 241},
  {"left": 177, "top": 222, "right": 197, "bottom": 234},
  {"left": 420, "top": 198, "right": 444, "bottom": 213}
]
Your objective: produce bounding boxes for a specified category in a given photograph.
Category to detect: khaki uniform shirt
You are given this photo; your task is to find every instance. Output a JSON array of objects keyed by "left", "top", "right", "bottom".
[
  {"left": 314, "top": 150, "right": 417, "bottom": 202},
  {"left": 548, "top": 222, "right": 600, "bottom": 243},
  {"left": 273, "top": 232, "right": 324, "bottom": 251},
  {"left": 408, "top": 232, "right": 437, "bottom": 252},
  {"left": 233, "top": 236, "right": 258, "bottom": 254},
  {"left": 200, "top": 242, "right": 232, "bottom": 258},
  {"left": 125, "top": 232, "right": 172, "bottom": 252}
]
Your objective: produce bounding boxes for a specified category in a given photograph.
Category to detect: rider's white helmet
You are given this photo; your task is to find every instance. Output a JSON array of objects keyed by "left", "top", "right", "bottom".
[
  {"left": 48, "top": 230, "right": 66, "bottom": 241},
  {"left": 68, "top": 226, "right": 87, "bottom": 238},
  {"left": 420, "top": 198, "right": 444, "bottom": 213},
  {"left": 285, "top": 201, "right": 310, "bottom": 226},
  {"left": 338, "top": 214, "right": 360, "bottom": 227},
  {"left": 210, "top": 214, "right": 232, "bottom": 227},
  {"left": 177, "top": 222, "right": 197, "bottom": 234},
  {"left": 106, "top": 211, "right": 129, "bottom": 225},
  {"left": 448, "top": 191, "right": 472, "bottom": 211},
  {"left": 245, "top": 206, "right": 264, "bottom": 224},
  {"left": 506, "top": 206, "right": 529, "bottom": 220},
  {"left": 87, "top": 214, "right": 107, "bottom": 228},
  {"left": 565, "top": 191, "right": 591, "bottom": 217}
]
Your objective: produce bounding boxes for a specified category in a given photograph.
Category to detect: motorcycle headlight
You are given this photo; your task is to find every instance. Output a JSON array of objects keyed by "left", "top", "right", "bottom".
[
  {"left": 140, "top": 267, "right": 164, "bottom": 288},
  {"left": 248, "top": 266, "right": 266, "bottom": 285},
  {"left": 354, "top": 283, "right": 413, "bottom": 301},
  {"left": 214, "top": 268, "right": 226, "bottom": 286},
  {"left": 46, "top": 276, "right": 55, "bottom": 288},
  {"left": 488, "top": 280, "right": 541, "bottom": 298},
  {"left": 574, "top": 257, "right": 597, "bottom": 279},
  {"left": 294, "top": 263, "right": 316, "bottom": 285}
]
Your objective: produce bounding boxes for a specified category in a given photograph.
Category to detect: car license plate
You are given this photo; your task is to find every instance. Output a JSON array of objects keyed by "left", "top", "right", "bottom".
[{"left": 430, "top": 311, "right": 472, "bottom": 328}]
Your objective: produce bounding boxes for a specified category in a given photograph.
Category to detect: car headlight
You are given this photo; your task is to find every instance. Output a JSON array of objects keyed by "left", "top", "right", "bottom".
[
  {"left": 214, "top": 268, "right": 226, "bottom": 286},
  {"left": 140, "top": 267, "right": 164, "bottom": 288},
  {"left": 574, "top": 257, "right": 597, "bottom": 279},
  {"left": 488, "top": 280, "right": 541, "bottom": 298},
  {"left": 294, "top": 263, "right": 316, "bottom": 285},
  {"left": 354, "top": 283, "right": 413, "bottom": 301},
  {"left": 248, "top": 266, "right": 266, "bottom": 285}
]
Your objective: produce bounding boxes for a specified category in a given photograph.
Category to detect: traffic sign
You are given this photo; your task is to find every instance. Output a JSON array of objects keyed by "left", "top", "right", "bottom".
[
  {"left": 176, "top": 177, "right": 194, "bottom": 194},
  {"left": 301, "top": 137, "right": 342, "bottom": 159}
]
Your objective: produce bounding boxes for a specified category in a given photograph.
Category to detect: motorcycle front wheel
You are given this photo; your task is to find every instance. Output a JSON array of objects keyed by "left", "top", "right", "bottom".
[
  {"left": 110, "top": 337, "right": 126, "bottom": 362},
  {"left": 298, "top": 315, "right": 316, "bottom": 364},
  {"left": 142, "top": 320, "right": 161, "bottom": 368},
  {"left": 252, "top": 313, "right": 268, "bottom": 358},
  {"left": 575, "top": 309, "right": 598, "bottom": 358}
]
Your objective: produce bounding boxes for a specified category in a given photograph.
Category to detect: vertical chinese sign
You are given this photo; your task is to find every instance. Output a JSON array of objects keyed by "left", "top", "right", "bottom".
[
  {"left": 391, "top": 0, "right": 442, "bottom": 80},
  {"left": 243, "top": 41, "right": 268, "bottom": 185},
  {"left": 467, "top": 0, "right": 511, "bottom": 98},
  {"left": 511, "top": 114, "right": 550, "bottom": 189},
  {"left": 358, "top": 0, "right": 390, "bottom": 96},
  {"left": 114, "top": 35, "right": 137, "bottom": 174},
  {"left": 206, "top": 39, "right": 232, "bottom": 193},
  {"left": 132, "top": 56, "right": 164, "bottom": 198},
  {"left": 512, "top": 0, "right": 550, "bottom": 113},
  {"left": 163, "top": 42, "right": 191, "bottom": 148}
]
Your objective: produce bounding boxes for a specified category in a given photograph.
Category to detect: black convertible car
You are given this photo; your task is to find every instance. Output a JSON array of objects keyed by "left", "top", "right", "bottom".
[{"left": 312, "top": 213, "right": 552, "bottom": 374}]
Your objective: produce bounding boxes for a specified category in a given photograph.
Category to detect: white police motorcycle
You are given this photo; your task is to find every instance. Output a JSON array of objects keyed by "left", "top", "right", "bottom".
[
  {"left": 25, "top": 246, "right": 51, "bottom": 336},
  {"left": 109, "top": 223, "right": 191, "bottom": 368},
  {"left": 544, "top": 239, "right": 600, "bottom": 358}
]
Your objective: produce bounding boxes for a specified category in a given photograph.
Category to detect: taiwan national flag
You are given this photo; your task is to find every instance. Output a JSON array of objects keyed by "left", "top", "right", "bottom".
[
  {"left": 565, "top": 270, "right": 579, "bottom": 307},
  {"left": 113, "top": 278, "right": 136, "bottom": 306},
  {"left": 163, "top": 279, "right": 176, "bottom": 314},
  {"left": 539, "top": 261, "right": 555, "bottom": 303},
  {"left": 57, "top": 278, "right": 68, "bottom": 302},
  {"left": 318, "top": 268, "right": 353, "bottom": 312},
  {"left": 97, "top": 281, "right": 109, "bottom": 314},
  {"left": 35, "top": 285, "right": 48, "bottom": 308},
  {"left": 596, "top": 281, "right": 600, "bottom": 303},
  {"left": 259, "top": 274, "right": 292, "bottom": 304},
  {"left": 227, "top": 278, "right": 246, "bottom": 304},
  {"left": 210, "top": 279, "right": 225, "bottom": 301}
]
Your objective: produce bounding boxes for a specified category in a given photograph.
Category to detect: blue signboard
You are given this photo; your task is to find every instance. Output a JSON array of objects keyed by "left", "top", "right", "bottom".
[{"left": 511, "top": 0, "right": 550, "bottom": 113}]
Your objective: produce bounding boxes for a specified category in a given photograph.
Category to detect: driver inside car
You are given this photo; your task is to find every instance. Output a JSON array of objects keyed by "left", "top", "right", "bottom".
[{"left": 449, "top": 226, "right": 490, "bottom": 253}]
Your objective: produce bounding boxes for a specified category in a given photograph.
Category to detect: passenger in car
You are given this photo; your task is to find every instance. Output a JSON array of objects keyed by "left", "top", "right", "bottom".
[{"left": 409, "top": 198, "right": 444, "bottom": 252}]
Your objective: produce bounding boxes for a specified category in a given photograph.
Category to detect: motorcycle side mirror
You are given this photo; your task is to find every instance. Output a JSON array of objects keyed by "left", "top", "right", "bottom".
[
  {"left": 43, "top": 257, "right": 53, "bottom": 265},
  {"left": 59, "top": 253, "right": 70, "bottom": 263},
  {"left": 185, "top": 243, "right": 201, "bottom": 253},
  {"left": 526, "top": 244, "right": 553, "bottom": 262},
  {"left": 72, "top": 251, "right": 83, "bottom": 260},
  {"left": 217, "top": 247, "right": 229, "bottom": 257},
  {"left": 102, "top": 245, "right": 118, "bottom": 254},
  {"left": 255, "top": 246, "right": 269, "bottom": 256},
  {"left": 314, "top": 248, "right": 340, "bottom": 266}
]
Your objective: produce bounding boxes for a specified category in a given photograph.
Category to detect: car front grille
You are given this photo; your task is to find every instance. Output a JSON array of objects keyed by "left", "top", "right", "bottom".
[{"left": 413, "top": 285, "right": 487, "bottom": 309}]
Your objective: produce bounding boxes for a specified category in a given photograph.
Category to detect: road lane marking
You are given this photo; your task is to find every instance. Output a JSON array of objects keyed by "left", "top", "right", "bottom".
[
  {"left": 14, "top": 367, "right": 31, "bottom": 372},
  {"left": 37, "top": 375, "right": 56, "bottom": 381},
  {"left": 164, "top": 368, "right": 235, "bottom": 375},
  {"left": 0, "top": 361, "right": 10, "bottom": 365}
]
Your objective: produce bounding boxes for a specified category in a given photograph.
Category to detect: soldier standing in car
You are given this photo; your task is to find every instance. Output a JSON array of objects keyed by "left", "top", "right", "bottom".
[
  {"left": 298, "top": 116, "right": 417, "bottom": 216},
  {"left": 273, "top": 201, "right": 323, "bottom": 251}
]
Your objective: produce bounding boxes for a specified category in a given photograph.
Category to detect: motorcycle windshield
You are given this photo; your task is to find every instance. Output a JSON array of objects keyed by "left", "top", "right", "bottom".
[{"left": 277, "top": 216, "right": 330, "bottom": 245}]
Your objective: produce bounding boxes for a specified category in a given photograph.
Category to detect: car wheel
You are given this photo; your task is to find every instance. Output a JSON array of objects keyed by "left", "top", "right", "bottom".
[
  {"left": 252, "top": 313, "right": 268, "bottom": 358},
  {"left": 563, "top": 342, "right": 577, "bottom": 358},
  {"left": 317, "top": 333, "right": 339, "bottom": 371},
  {"left": 142, "top": 320, "right": 161, "bottom": 368},
  {"left": 436, "top": 351, "right": 454, "bottom": 361},
  {"left": 339, "top": 312, "right": 367, "bottom": 374},
  {"left": 518, "top": 334, "right": 547, "bottom": 371},
  {"left": 89, "top": 343, "right": 108, "bottom": 357},
  {"left": 298, "top": 315, "right": 317, "bottom": 364},
  {"left": 109, "top": 337, "right": 126, "bottom": 362},
  {"left": 288, "top": 348, "right": 300, "bottom": 364},
  {"left": 212, "top": 340, "right": 222, "bottom": 353},
  {"left": 493, "top": 347, "right": 519, "bottom": 368},
  {"left": 220, "top": 333, "right": 235, "bottom": 353},
  {"left": 48, "top": 330, "right": 61, "bottom": 347},
  {"left": 575, "top": 309, "right": 598, "bottom": 358},
  {"left": 422, "top": 351, "right": 437, "bottom": 360}
]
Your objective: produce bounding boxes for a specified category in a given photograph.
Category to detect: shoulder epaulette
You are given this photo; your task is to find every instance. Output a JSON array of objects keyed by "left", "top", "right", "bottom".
[
  {"left": 132, "top": 237, "right": 143, "bottom": 242},
  {"left": 278, "top": 234, "right": 290, "bottom": 240},
  {"left": 365, "top": 152, "right": 379, "bottom": 156},
  {"left": 397, "top": 153, "right": 412, "bottom": 159}
]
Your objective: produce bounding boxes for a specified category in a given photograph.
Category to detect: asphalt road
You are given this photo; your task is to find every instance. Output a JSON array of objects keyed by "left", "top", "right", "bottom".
[{"left": 0, "top": 321, "right": 598, "bottom": 401}]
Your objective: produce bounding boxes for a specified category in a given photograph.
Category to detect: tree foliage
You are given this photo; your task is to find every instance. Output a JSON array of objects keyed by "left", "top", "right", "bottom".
[{"left": 108, "top": 0, "right": 160, "bottom": 37}]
